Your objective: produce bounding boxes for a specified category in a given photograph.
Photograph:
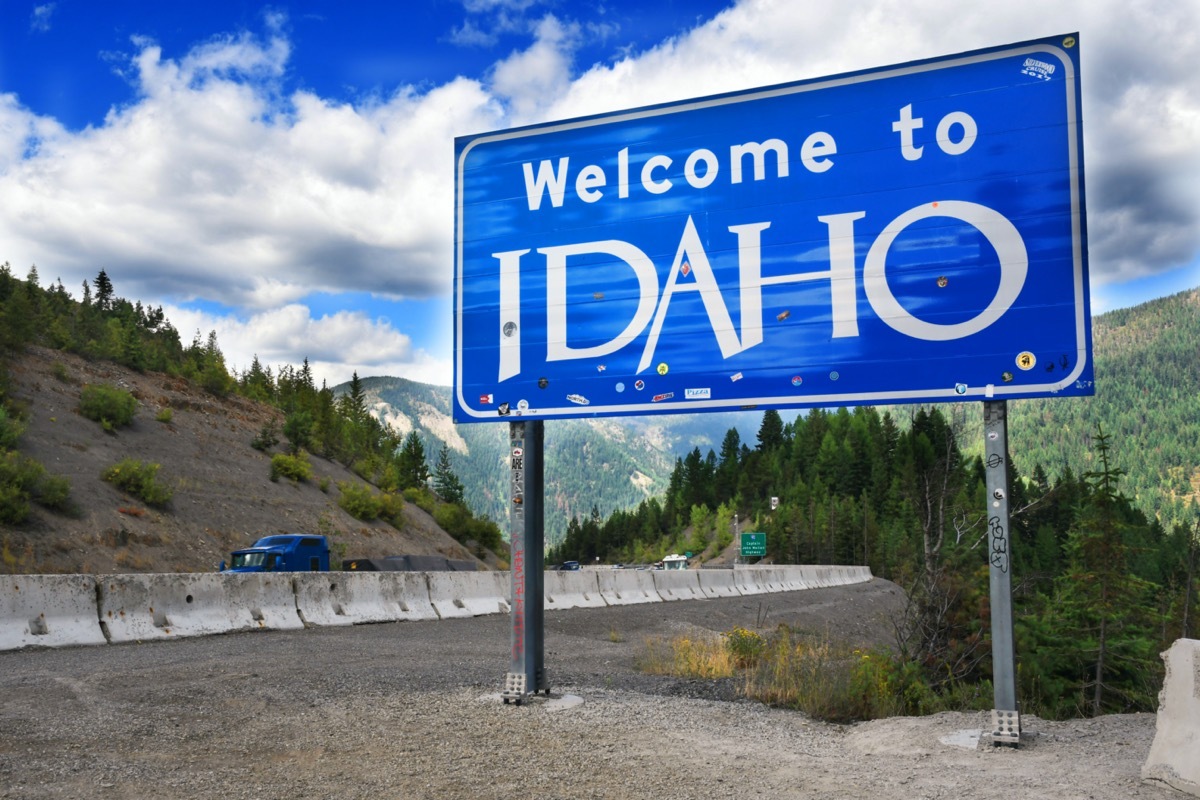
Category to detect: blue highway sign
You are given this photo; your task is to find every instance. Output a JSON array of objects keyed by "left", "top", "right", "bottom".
[{"left": 454, "top": 33, "right": 1092, "bottom": 422}]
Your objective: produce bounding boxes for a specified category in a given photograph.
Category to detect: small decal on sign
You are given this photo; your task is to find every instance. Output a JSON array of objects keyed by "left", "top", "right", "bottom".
[
  {"left": 634, "top": 380, "right": 645, "bottom": 391},
  {"left": 566, "top": 394, "right": 590, "bottom": 405},
  {"left": 791, "top": 376, "right": 803, "bottom": 387},
  {"left": 684, "top": 388, "right": 711, "bottom": 400},
  {"left": 652, "top": 392, "right": 675, "bottom": 402},
  {"left": 480, "top": 393, "right": 494, "bottom": 404},
  {"left": 656, "top": 362, "right": 669, "bottom": 375},
  {"left": 776, "top": 309, "right": 791, "bottom": 322},
  {"left": 730, "top": 372, "right": 743, "bottom": 382},
  {"left": 1016, "top": 352, "right": 1036, "bottom": 370}
]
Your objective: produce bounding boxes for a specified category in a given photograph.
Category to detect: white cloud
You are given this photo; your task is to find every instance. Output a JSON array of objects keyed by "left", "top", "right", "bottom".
[
  {"left": 489, "top": 15, "right": 580, "bottom": 123},
  {"left": 30, "top": 4, "right": 56, "bottom": 33},
  {"left": 1, "top": 0, "right": 1197, "bottom": 388},
  {"left": 164, "top": 303, "right": 448, "bottom": 388},
  {"left": 0, "top": 34, "right": 501, "bottom": 311}
]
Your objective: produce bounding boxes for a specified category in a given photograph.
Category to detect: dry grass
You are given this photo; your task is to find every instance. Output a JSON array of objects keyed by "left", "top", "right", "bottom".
[{"left": 635, "top": 633, "right": 738, "bottom": 679}]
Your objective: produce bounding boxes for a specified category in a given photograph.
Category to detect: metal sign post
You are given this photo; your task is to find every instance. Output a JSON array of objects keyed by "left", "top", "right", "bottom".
[
  {"left": 502, "top": 420, "right": 547, "bottom": 704},
  {"left": 984, "top": 400, "right": 1019, "bottom": 744}
]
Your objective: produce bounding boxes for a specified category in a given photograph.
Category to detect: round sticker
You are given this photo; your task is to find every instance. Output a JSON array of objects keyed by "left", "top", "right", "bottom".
[
  {"left": 656, "top": 363, "right": 669, "bottom": 375},
  {"left": 634, "top": 380, "right": 645, "bottom": 391},
  {"left": 615, "top": 382, "right": 625, "bottom": 393},
  {"left": 791, "top": 376, "right": 803, "bottom": 387},
  {"left": 954, "top": 383, "right": 968, "bottom": 395},
  {"left": 502, "top": 321, "right": 517, "bottom": 338},
  {"left": 1016, "top": 351, "right": 1036, "bottom": 370},
  {"left": 829, "top": 371, "right": 839, "bottom": 381},
  {"left": 517, "top": 399, "right": 529, "bottom": 411},
  {"left": 937, "top": 276, "right": 948, "bottom": 288}
]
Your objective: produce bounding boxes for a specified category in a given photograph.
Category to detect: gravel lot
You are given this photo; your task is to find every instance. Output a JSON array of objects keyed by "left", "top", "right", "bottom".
[{"left": 0, "top": 579, "right": 1162, "bottom": 799}]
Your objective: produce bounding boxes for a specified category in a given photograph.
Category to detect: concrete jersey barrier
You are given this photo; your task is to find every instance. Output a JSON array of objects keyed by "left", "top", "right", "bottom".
[
  {"left": 697, "top": 569, "right": 742, "bottom": 599},
  {"left": 544, "top": 571, "right": 606, "bottom": 611},
  {"left": 97, "top": 573, "right": 305, "bottom": 643},
  {"left": 293, "top": 572, "right": 438, "bottom": 626},
  {"left": 0, "top": 574, "right": 106, "bottom": 650},
  {"left": 427, "top": 571, "right": 510, "bottom": 619},
  {"left": 1142, "top": 638, "right": 1200, "bottom": 797},
  {"left": 596, "top": 570, "right": 662, "bottom": 605},
  {"left": 2, "top": 563, "right": 873, "bottom": 651},
  {"left": 652, "top": 570, "right": 704, "bottom": 602}
]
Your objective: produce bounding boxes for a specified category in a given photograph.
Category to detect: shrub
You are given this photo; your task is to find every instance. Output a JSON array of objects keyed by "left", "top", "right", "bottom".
[
  {"left": 723, "top": 626, "right": 766, "bottom": 668},
  {"left": 101, "top": 458, "right": 173, "bottom": 507},
  {"left": 0, "top": 405, "right": 26, "bottom": 449},
  {"left": 403, "top": 486, "right": 437, "bottom": 514},
  {"left": 0, "top": 450, "right": 72, "bottom": 518},
  {"left": 270, "top": 451, "right": 312, "bottom": 483},
  {"left": 31, "top": 473, "right": 72, "bottom": 512},
  {"left": 155, "top": 406, "right": 173, "bottom": 424},
  {"left": 337, "top": 481, "right": 380, "bottom": 520},
  {"left": 252, "top": 420, "right": 281, "bottom": 452},
  {"left": 433, "top": 502, "right": 469, "bottom": 540},
  {"left": 0, "top": 483, "right": 29, "bottom": 525},
  {"left": 79, "top": 384, "right": 137, "bottom": 429},
  {"left": 377, "top": 491, "right": 405, "bottom": 523}
]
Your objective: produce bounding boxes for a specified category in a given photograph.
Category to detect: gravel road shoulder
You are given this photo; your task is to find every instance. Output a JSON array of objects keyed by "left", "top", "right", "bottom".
[{"left": 0, "top": 579, "right": 1161, "bottom": 799}]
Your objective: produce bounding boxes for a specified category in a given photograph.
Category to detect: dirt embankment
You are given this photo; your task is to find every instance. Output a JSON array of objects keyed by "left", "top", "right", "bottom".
[{"left": 2, "top": 345, "right": 489, "bottom": 574}]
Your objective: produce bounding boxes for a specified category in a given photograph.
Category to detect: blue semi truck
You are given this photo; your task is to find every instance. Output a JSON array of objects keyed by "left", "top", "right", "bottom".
[{"left": 220, "top": 534, "right": 330, "bottom": 573}]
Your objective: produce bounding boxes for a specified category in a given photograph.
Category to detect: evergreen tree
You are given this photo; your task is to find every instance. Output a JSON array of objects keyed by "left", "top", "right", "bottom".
[
  {"left": 433, "top": 442, "right": 465, "bottom": 505},
  {"left": 1042, "top": 427, "right": 1159, "bottom": 715},
  {"left": 397, "top": 431, "right": 430, "bottom": 489},
  {"left": 94, "top": 269, "right": 114, "bottom": 312},
  {"left": 757, "top": 409, "right": 785, "bottom": 451}
]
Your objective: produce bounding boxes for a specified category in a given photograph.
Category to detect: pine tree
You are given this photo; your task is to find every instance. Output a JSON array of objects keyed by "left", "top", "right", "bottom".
[
  {"left": 433, "top": 443, "right": 465, "bottom": 505},
  {"left": 1049, "top": 426, "right": 1159, "bottom": 715},
  {"left": 94, "top": 269, "right": 114, "bottom": 312},
  {"left": 397, "top": 431, "right": 430, "bottom": 490}
]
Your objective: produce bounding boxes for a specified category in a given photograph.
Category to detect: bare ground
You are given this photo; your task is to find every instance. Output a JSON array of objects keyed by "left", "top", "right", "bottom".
[
  {"left": 2, "top": 345, "right": 490, "bottom": 574},
  {"left": 0, "top": 580, "right": 1165, "bottom": 800}
]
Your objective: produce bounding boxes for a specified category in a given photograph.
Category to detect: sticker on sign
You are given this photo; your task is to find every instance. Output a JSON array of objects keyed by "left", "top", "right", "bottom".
[{"left": 454, "top": 34, "right": 1091, "bottom": 422}]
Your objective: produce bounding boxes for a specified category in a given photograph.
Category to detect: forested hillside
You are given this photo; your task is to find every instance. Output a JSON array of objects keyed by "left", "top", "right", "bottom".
[
  {"left": 1005, "top": 289, "right": 1200, "bottom": 525},
  {"left": 345, "top": 376, "right": 791, "bottom": 541}
]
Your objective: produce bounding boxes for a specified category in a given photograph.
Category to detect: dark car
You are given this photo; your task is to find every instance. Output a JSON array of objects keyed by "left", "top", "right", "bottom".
[{"left": 558, "top": 560, "right": 581, "bottom": 571}]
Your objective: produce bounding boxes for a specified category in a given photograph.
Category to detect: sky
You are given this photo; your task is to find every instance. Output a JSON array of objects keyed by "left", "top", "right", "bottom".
[{"left": 2, "top": 0, "right": 1198, "bottom": 390}]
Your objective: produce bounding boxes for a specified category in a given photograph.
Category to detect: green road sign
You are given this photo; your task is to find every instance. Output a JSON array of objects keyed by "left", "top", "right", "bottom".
[{"left": 740, "top": 532, "right": 766, "bottom": 558}]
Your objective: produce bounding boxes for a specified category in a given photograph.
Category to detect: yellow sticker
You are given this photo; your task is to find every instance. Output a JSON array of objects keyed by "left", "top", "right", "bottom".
[
  {"left": 1063, "top": 36, "right": 1076, "bottom": 48},
  {"left": 1016, "top": 351, "right": 1036, "bottom": 370},
  {"left": 656, "top": 363, "right": 669, "bottom": 375}
]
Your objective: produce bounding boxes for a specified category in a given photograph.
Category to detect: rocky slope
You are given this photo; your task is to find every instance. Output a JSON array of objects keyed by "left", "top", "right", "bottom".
[{"left": 1, "top": 346, "right": 488, "bottom": 574}]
